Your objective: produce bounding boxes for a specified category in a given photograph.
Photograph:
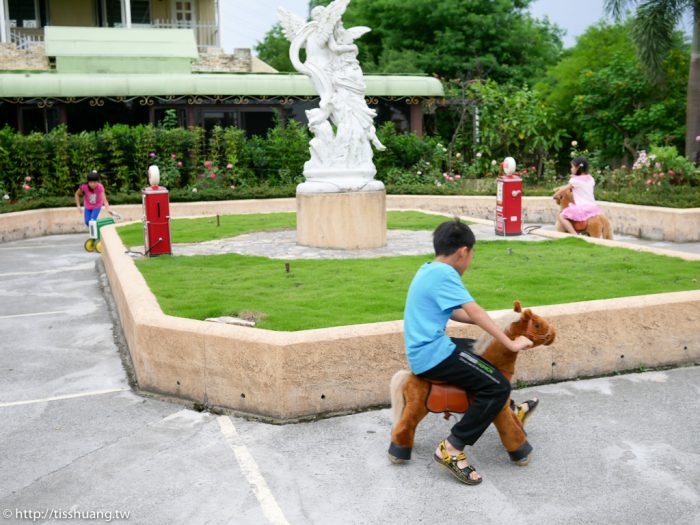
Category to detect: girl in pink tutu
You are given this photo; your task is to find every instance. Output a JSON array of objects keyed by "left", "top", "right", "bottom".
[{"left": 553, "top": 156, "right": 603, "bottom": 235}]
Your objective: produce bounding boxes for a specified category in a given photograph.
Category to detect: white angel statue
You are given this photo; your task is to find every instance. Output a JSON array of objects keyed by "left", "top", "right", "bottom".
[{"left": 278, "top": 0, "right": 385, "bottom": 193}]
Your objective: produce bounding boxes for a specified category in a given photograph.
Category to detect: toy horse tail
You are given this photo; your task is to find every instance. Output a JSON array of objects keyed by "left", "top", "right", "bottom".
[{"left": 390, "top": 370, "right": 412, "bottom": 427}]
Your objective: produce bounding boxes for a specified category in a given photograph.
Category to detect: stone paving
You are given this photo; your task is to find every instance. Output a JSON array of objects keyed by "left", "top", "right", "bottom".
[{"left": 172, "top": 223, "right": 548, "bottom": 259}]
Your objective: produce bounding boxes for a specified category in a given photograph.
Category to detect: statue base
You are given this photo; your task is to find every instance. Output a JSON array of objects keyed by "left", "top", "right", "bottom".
[{"left": 296, "top": 190, "right": 387, "bottom": 249}]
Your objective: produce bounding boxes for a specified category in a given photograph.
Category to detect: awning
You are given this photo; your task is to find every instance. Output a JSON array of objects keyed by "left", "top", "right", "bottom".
[{"left": 0, "top": 72, "right": 444, "bottom": 99}]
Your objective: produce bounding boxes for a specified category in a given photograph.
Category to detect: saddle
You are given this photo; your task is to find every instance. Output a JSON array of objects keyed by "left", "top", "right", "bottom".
[
  {"left": 572, "top": 220, "right": 588, "bottom": 232},
  {"left": 425, "top": 370, "right": 514, "bottom": 418}
]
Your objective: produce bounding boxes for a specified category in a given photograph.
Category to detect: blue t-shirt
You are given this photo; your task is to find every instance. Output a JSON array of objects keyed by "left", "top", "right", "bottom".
[{"left": 403, "top": 262, "right": 475, "bottom": 374}]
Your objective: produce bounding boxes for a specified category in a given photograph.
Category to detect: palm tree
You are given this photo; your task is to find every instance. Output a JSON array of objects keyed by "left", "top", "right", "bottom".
[{"left": 605, "top": 0, "right": 699, "bottom": 162}]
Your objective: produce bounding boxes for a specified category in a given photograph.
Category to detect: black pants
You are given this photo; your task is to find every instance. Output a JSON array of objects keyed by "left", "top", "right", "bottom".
[{"left": 419, "top": 338, "right": 511, "bottom": 449}]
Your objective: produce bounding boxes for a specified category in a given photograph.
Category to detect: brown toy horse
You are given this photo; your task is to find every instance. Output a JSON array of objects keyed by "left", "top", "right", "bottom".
[
  {"left": 388, "top": 301, "right": 556, "bottom": 465},
  {"left": 554, "top": 189, "right": 613, "bottom": 239}
]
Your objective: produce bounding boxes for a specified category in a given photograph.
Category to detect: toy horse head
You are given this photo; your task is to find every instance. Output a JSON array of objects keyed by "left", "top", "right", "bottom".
[
  {"left": 508, "top": 300, "right": 556, "bottom": 347},
  {"left": 553, "top": 189, "right": 574, "bottom": 209},
  {"left": 474, "top": 301, "right": 556, "bottom": 356}
]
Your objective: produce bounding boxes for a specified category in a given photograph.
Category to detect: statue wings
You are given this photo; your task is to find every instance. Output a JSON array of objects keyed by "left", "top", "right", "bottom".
[
  {"left": 338, "top": 25, "right": 371, "bottom": 44},
  {"left": 277, "top": 7, "right": 306, "bottom": 42},
  {"left": 278, "top": 0, "right": 352, "bottom": 44},
  {"left": 314, "top": 0, "right": 351, "bottom": 42}
]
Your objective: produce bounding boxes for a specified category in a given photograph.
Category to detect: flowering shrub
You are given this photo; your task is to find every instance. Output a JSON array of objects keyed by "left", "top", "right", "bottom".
[
  {"left": 190, "top": 160, "right": 236, "bottom": 192},
  {"left": 631, "top": 146, "right": 698, "bottom": 188},
  {"left": 148, "top": 152, "right": 183, "bottom": 188}
]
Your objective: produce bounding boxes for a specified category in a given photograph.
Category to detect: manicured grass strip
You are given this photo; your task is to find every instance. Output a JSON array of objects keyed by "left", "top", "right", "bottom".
[
  {"left": 117, "top": 212, "right": 295, "bottom": 247},
  {"left": 135, "top": 237, "right": 700, "bottom": 331},
  {"left": 117, "top": 211, "right": 453, "bottom": 247}
]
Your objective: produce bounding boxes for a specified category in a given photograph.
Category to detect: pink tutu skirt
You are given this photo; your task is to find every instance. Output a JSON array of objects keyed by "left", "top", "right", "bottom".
[{"left": 561, "top": 203, "right": 603, "bottom": 221}]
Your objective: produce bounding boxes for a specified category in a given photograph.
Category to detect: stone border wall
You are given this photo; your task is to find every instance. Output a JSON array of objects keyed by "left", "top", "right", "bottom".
[
  {"left": 99, "top": 223, "right": 699, "bottom": 422},
  {"left": 2, "top": 196, "right": 698, "bottom": 243}
]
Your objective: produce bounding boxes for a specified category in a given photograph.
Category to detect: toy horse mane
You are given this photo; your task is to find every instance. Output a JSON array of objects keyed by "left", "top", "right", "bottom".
[
  {"left": 473, "top": 301, "right": 525, "bottom": 356},
  {"left": 554, "top": 189, "right": 574, "bottom": 208}
]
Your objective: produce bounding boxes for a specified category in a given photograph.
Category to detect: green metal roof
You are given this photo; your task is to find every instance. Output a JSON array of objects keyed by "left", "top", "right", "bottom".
[
  {"left": 44, "top": 26, "right": 198, "bottom": 74},
  {"left": 44, "top": 26, "right": 198, "bottom": 59},
  {"left": 0, "top": 73, "right": 444, "bottom": 98}
]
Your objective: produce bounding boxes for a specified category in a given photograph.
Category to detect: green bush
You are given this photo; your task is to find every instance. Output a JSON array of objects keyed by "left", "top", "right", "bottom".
[{"left": 0, "top": 119, "right": 698, "bottom": 213}]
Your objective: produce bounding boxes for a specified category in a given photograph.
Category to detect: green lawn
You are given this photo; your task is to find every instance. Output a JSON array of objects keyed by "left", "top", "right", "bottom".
[
  {"left": 134, "top": 236, "right": 700, "bottom": 331},
  {"left": 117, "top": 211, "right": 452, "bottom": 247}
]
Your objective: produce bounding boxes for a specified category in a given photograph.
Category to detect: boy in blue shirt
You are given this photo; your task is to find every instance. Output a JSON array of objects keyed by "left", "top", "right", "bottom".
[{"left": 404, "top": 219, "right": 533, "bottom": 485}]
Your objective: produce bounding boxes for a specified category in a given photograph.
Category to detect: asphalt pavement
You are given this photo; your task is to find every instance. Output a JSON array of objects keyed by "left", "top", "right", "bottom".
[{"left": 0, "top": 233, "right": 698, "bottom": 525}]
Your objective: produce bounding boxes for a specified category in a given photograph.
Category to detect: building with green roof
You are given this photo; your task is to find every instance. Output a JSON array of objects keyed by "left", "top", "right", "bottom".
[{"left": 0, "top": 1, "right": 444, "bottom": 136}]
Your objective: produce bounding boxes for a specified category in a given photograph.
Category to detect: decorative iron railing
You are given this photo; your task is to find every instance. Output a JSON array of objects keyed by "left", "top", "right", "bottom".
[
  {"left": 9, "top": 28, "right": 44, "bottom": 50},
  {"left": 3, "top": 21, "right": 218, "bottom": 53}
]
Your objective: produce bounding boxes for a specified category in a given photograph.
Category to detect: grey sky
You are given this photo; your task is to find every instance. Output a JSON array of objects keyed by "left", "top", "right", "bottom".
[{"left": 219, "top": 0, "right": 687, "bottom": 54}]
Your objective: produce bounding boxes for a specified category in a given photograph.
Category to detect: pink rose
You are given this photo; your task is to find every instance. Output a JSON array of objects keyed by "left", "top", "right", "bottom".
[
  {"left": 226, "top": 163, "right": 233, "bottom": 169},
  {"left": 22, "top": 184, "right": 30, "bottom": 190},
  {"left": 210, "top": 173, "right": 216, "bottom": 179},
  {"left": 455, "top": 175, "right": 461, "bottom": 179},
  {"left": 645, "top": 179, "right": 652, "bottom": 185},
  {"left": 177, "top": 161, "right": 183, "bottom": 167},
  {"left": 149, "top": 152, "right": 156, "bottom": 158},
  {"left": 25, "top": 176, "right": 31, "bottom": 182},
  {"left": 204, "top": 160, "right": 212, "bottom": 167},
  {"left": 447, "top": 176, "right": 454, "bottom": 181},
  {"left": 696, "top": 136, "right": 700, "bottom": 142},
  {"left": 667, "top": 169, "right": 674, "bottom": 174},
  {"left": 171, "top": 154, "right": 177, "bottom": 159}
]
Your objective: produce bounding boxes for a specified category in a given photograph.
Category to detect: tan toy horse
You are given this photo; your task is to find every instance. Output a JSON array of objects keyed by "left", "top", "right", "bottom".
[
  {"left": 554, "top": 189, "right": 613, "bottom": 239},
  {"left": 388, "top": 301, "right": 556, "bottom": 465}
]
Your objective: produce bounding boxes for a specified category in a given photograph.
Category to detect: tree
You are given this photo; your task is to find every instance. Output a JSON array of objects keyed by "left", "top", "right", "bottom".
[
  {"left": 255, "top": 0, "right": 564, "bottom": 84},
  {"left": 344, "top": 0, "right": 563, "bottom": 84},
  {"left": 538, "top": 22, "right": 688, "bottom": 164},
  {"left": 605, "top": 0, "right": 699, "bottom": 161},
  {"left": 254, "top": 24, "right": 295, "bottom": 72}
]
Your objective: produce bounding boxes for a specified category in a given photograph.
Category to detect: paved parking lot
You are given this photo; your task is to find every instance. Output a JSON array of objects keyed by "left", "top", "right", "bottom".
[{"left": 0, "top": 234, "right": 698, "bottom": 525}]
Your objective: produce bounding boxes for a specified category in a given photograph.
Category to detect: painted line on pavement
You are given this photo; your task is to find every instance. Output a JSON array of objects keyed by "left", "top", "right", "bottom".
[
  {"left": 217, "top": 415, "right": 290, "bottom": 525},
  {"left": 0, "top": 262, "right": 94, "bottom": 278},
  {"left": 0, "top": 244, "right": 78, "bottom": 251},
  {"left": 0, "top": 388, "right": 130, "bottom": 408},
  {"left": 0, "top": 310, "right": 70, "bottom": 320}
]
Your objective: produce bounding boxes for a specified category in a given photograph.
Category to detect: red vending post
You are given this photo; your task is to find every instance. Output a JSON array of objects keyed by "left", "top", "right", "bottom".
[
  {"left": 495, "top": 157, "right": 522, "bottom": 236},
  {"left": 142, "top": 166, "right": 172, "bottom": 256}
]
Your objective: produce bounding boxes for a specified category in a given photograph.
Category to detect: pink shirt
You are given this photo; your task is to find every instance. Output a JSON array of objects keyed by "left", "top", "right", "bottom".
[
  {"left": 81, "top": 183, "right": 104, "bottom": 210},
  {"left": 570, "top": 175, "right": 597, "bottom": 206}
]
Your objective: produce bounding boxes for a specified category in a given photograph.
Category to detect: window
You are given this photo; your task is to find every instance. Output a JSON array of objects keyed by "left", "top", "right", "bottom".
[
  {"left": 8, "top": 0, "right": 38, "bottom": 27},
  {"left": 19, "top": 106, "right": 61, "bottom": 134},
  {"left": 101, "top": 0, "right": 123, "bottom": 27},
  {"left": 241, "top": 110, "right": 277, "bottom": 138},
  {"left": 199, "top": 110, "right": 239, "bottom": 135},
  {"left": 173, "top": 1, "right": 195, "bottom": 26},
  {"left": 131, "top": 0, "right": 151, "bottom": 25}
]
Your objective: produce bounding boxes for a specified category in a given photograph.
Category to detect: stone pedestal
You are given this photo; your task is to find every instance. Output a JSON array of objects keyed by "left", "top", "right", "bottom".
[{"left": 297, "top": 190, "right": 387, "bottom": 249}]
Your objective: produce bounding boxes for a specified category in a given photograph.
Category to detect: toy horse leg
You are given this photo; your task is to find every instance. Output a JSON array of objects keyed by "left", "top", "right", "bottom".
[
  {"left": 493, "top": 400, "right": 532, "bottom": 464},
  {"left": 388, "top": 374, "right": 430, "bottom": 462},
  {"left": 602, "top": 216, "right": 613, "bottom": 240},
  {"left": 588, "top": 219, "right": 603, "bottom": 238}
]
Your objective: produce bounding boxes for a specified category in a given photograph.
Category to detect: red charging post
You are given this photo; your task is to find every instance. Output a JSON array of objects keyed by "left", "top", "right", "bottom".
[
  {"left": 495, "top": 156, "right": 522, "bottom": 236},
  {"left": 142, "top": 165, "right": 172, "bottom": 256}
]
